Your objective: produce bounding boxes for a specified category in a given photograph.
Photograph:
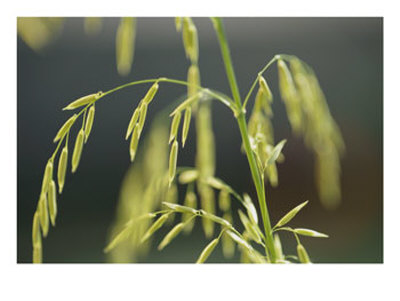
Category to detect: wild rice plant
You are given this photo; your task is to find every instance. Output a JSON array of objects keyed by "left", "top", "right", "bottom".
[{"left": 27, "top": 17, "right": 344, "bottom": 263}]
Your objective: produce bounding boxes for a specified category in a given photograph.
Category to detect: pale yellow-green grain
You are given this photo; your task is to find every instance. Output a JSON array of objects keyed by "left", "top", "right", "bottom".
[
  {"left": 274, "top": 200, "right": 309, "bottom": 229},
  {"left": 169, "top": 112, "right": 182, "bottom": 144},
  {"left": 168, "top": 140, "right": 178, "bottom": 186},
  {"left": 41, "top": 160, "right": 53, "bottom": 195},
  {"left": 38, "top": 193, "right": 49, "bottom": 237},
  {"left": 158, "top": 223, "right": 184, "bottom": 250},
  {"left": 48, "top": 180, "right": 57, "bottom": 226},
  {"left": 141, "top": 214, "right": 169, "bottom": 243},
  {"left": 116, "top": 17, "right": 136, "bottom": 76},
  {"left": 125, "top": 106, "right": 140, "bottom": 140},
  {"left": 63, "top": 93, "right": 100, "bottom": 111},
  {"left": 182, "top": 108, "right": 191, "bottom": 147},
  {"left": 71, "top": 129, "right": 85, "bottom": 173},
  {"left": 297, "top": 244, "right": 311, "bottom": 263},
  {"left": 129, "top": 125, "right": 140, "bottom": 162},
  {"left": 196, "top": 238, "right": 219, "bottom": 263},
  {"left": 138, "top": 103, "right": 148, "bottom": 133},
  {"left": 84, "top": 105, "right": 95, "bottom": 143},
  {"left": 57, "top": 146, "right": 68, "bottom": 193},
  {"left": 143, "top": 83, "right": 159, "bottom": 105},
  {"left": 53, "top": 114, "right": 77, "bottom": 143},
  {"left": 32, "top": 211, "right": 41, "bottom": 247}
]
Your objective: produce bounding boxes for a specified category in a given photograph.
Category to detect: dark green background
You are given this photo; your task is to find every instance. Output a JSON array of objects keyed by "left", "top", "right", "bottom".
[{"left": 17, "top": 17, "right": 383, "bottom": 263}]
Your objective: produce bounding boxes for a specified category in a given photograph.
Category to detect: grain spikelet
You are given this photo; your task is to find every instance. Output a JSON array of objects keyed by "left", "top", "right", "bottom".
[
  {"left": 84, "top": 104, "right": 95, "bottom": 143},
  {"left": 48, "top": 180, "right": 57, "bottom": 226},
  {"left": 196, "top": 238, "right": 219, "bottom": 263},
  {"left": 32, "top": 211, "right": 41, "bottom": 247},
  {"left": 141, "top": 214, "right": 169, "bottom": 243},
  {"left": 143, "top": 83, "right": 159, "bottom": 105},
  {"left": 293, "top": 228, "right": 328, "bottom": 238},
  {"left": 41, "top": 160, "right": 53, "bottom": 195},
  {"left": 182, "top": 108, "right": 191, "bottom": 147},
  {"left": 53, "top": 114, "right": 77, "bottom": 142},
  {"left": 116, "top": 17, "right": 136, "bottom": 76},
  {"left": 71, "top": 129, "right": 85, "bottom": 173},
  {"left": 274, "top": 200, "right": 309, "bottom": 229},
  {"left": 163, "top": 201, "right": 197, "bottom": 215},
  {"left": 178, "top": 169, "right": 198, "bottom": 184},
  {"left": 138, "top": 103, "right": 148, "bottom": 133},
  {"left": 259, "top": 76, "right": 273, "bottom": 101},
  {"left": 125, "top": 106, "right": 140, "bottom": 140},
  {"left": 297, "top": 244, "right": 311, "bottom": 263},
  {"left": 57, "top": 146, "right": 68, "bottom": 193},
  {"left": 169, "top": 112, "right": 182, "bottom": 144},
  {"left": 168, "top": 140, "right": 178, "bottom": 186},
  {"left": 158, "top": 223, "right": 184, "bottom": 250},
  {"left": 33, "top": 244, "right": 42, "bottom": 264},
  {"left": 129, "top": 125, "right": 140, "bottom": 162},
  {"left": 63, "top": 92, "right": 102, "bottom": 111},
  {"left": 38, "top": 193, "right": 49, "bottom": 237}
]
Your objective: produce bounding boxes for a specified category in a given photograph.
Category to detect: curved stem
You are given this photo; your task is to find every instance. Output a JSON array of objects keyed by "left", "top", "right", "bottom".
[{"left": 211, "top": 17, "right": 277, "bottom": 262}]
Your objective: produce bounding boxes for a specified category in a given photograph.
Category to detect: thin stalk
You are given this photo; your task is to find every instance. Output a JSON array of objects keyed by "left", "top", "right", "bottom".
[{"left": 211, "top": 17, "right": 277, "bottom": 262}]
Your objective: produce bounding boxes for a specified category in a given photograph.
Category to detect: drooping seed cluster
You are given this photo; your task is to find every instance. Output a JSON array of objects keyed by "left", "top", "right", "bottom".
[
  {"left": 276, "top": 56, "right": 345, "bottom": 208},
  {"left": 116, "top": 17, "right": 137, "bottom": 76},
  {"left": 32, "top": 92, "right": 101, "bottom": 263}
]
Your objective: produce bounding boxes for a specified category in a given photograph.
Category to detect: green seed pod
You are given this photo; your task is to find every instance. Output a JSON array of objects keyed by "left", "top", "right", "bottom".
[
  {"left": 200, "top": 210, "right": 231, "bottom": 228},
  {"left": 57, "top": 146, "right": 68, "bottom": 193},
  {"left": 38, "top": 193, "right": 49, "bottom": 237},
  {"left": 294, "top": 228, "right": 329, "bottom": 238},
  {"left": 226, "top": 230, "right": 252, "bottom": 252},
  {"left": 143, "top": 82, "right": 159, "bottom": 105},
  {"left": 138, "top": 103, "right": 148, "bottom": 133},
  {"left": 48, "top": 180, "right": 57, "bottom": 226},
  {"left": 129, "top": 125, "right": 140, "bottom": 162},
  {"left": 218, "top": 190, "right": 231, "bottom": 212},
  {"left": 158, "top": 223, "right": 184, "bottom": 250},
  {"left": 196, "top": 238, "right": 219, "bottom": 264},
  {"left": 274, "top": 200, "right": 309, "bottom": 229},
  {"left": 33, "top": 244, "right": 42, "bottom": 264},
  {"left": 84, "top": 104, "right": 95, "bottom": 143},
  {"left": 125, "top": 106, "right": 140, "bottom": 140},
  {"left": 63, "top": 92, "right": 102, "bottom": 111},
  {"left": 297, "top": 244, "right": 311, "bottom": 263},
  {"left": 182, "top": 108, "right": 191, "bottom": 147},
  {"left": 164, "top": 203, "right": 197, "bottom": 217},
  {"left": 178, "top": 169, "right": 198, "bottom": 184},
  {"left": 141, "top": 214, "right": 169, "bottom": 243},
  {"left": 32, "top": 211, "right": 41, "bottom": 247},
  {"left": 104, "top": 225, "right": 133, "bottom": 253},
  {"left": 53, "top": 114, "right": 77, "bottom": 143},
  {"left": 116, "top": 17, "right": 136, "bottom": 76},
  {"left": 259, "top": 76, "right": 273, "bottom": 102},
  {"left": 41, "top": 160, "right": 53, "bottom": 195},
  {"left": 168, "top": 140, "right": 178, "bottom": 186},
  {"left": 71, "top": 129, "right": 85, "bottom": 173},
  {"left": 169, "top": 112, "right": 182, "bottom": 144}
]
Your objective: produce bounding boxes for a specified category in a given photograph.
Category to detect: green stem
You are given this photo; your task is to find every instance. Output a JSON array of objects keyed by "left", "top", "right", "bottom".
[{"left": 211, "top": 17, "right": 277, "bottom": 262}]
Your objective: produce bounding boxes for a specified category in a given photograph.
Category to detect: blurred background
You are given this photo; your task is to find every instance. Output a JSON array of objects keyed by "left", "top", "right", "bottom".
[{"left": 17, "top": 17, "right": 382, "bottom": 263}]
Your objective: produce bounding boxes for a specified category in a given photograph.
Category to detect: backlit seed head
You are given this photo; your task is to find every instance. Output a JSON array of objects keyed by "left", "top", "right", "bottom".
[
  {"left": 125, "top": 106, "right": 140, "bottom": 140},
  {"left": 169, "top": 112, "right": 182, "bottom": 144},
  {"left": 297, "top": 244, "right": 311, "bottom": 263},
  {"left": 63, "top": 92, "right": 102, "bottom": 111},
  {"left": 57, "top": 146, "right": 68, "bottom": 193},
  {"left": 196, "top": 238, "right": 219, "bottom": 263},
  {"left": 84, "top": 105, "right": 95, "bottom": 143},
  {"left": 41, "top": 160, "right": 53, "bottom": 195},
  {"left": 71, "top": 129, "right": 85, "bottom": 173},
  {"left": 182, "top": 108, "right": 192, "bottom": 147},
  {"left": 53, "top": 114, "right": 77, "bottom": 143},
  {"left": 129, "top": 125, "right": 140, "bottom": 162},
  {"left": 48, "top": 180, "right": 57, "bottom": 226},
  {"left": 168, "top": 140, "right": 179, "bottom": 186},
  {"left": 143, "top": 82, "right": 159, "bottom": 105}
]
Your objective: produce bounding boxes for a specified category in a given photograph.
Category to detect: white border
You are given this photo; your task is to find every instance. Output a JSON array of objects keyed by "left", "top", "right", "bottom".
[{"left": 2, "top": 0, "right": 398, "bottom": 300}]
